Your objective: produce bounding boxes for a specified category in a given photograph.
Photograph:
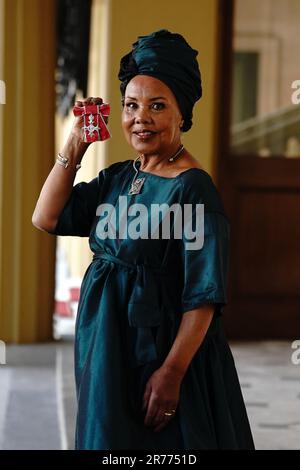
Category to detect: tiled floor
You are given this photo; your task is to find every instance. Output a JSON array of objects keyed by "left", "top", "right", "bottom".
[
  {"left": 0, "top": 343, "right": 61, "bottom": 450},
  {"left": 0, "top": 340, "right": 299, "bottom": 449},
  {"left": 231, "top": 341, "right": 300, "bottom": 450}
]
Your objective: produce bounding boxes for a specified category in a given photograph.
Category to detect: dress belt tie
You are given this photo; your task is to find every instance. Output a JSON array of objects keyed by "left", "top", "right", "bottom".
[
  {"left": 92, "top": 250, "right": 167, "bottom": 274},
  {"left": 92, "top": 250, "right": 169, "bottom": 368}
]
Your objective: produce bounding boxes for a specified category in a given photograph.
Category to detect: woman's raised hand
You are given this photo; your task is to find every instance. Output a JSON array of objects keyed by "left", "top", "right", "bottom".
[{"left": 32, "top": 96, "right": 105, "bottom": 232}]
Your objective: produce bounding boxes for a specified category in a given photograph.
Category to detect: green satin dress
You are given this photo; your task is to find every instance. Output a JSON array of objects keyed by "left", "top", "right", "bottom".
[{"left": 50, "top": 159, "right": 255, "bottom": 450}]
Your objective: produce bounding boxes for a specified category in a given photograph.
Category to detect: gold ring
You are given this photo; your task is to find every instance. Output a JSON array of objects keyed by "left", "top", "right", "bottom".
[{"left": 163, "top": 409, "right": 176, "bottom": 417}]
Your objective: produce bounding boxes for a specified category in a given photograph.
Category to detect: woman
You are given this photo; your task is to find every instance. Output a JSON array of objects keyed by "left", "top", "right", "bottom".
[{"left": 32, "top": 29, "right": 255, "bottom": 450}]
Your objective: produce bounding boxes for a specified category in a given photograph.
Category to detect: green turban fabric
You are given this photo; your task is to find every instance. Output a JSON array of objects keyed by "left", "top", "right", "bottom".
[{"left": 118, "top": 29, "right": 202, "bottom": 132}]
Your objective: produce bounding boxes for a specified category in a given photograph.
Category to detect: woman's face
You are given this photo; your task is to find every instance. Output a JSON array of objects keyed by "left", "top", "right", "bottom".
[{"left": 121, "top": 75, "right": 183, "bottom": 156}]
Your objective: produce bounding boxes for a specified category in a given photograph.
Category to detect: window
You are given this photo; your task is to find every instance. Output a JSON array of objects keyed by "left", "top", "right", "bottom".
[{"left": 230, "top": 0, "right": 300, "bottom": 157}]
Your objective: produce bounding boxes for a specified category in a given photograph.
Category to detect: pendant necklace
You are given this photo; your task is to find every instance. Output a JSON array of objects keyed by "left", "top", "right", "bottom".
[{"left": 128, "top": 144, "right": 185, "bottom": 195}]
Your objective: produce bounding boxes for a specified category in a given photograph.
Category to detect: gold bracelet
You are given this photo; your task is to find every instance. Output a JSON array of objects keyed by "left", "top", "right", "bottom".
[{"left": 56, "top": 152, "right": 81, "bottom": 171}]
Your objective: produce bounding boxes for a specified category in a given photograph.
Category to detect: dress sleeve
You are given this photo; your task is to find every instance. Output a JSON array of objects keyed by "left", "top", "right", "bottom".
[
  {"left": 48, "top": 169, "right": 105, "bottom": 237},
  {"left": 180, "top": 172, "right": 230, "bottom": 316}
]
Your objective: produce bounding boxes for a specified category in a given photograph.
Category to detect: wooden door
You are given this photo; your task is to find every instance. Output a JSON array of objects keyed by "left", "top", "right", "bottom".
[{"left": 216, "top": 0, "right": 300, "bottom": 339}]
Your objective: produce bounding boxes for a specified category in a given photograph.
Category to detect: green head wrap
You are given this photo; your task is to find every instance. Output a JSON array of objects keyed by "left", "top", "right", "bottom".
[{"left": 118, "top": 29, "right": 202, "bottom": 132}]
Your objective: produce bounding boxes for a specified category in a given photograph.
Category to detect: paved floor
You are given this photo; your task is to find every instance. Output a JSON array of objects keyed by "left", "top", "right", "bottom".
[
  {"left": 0, "top": 343, "right": 61, "bottom": 450},
  {"left": 0, "top": 340, "right": 299, "bottom": 450},
  {"left": 231, "top": 341, "right": 300, "bottom": 450}
]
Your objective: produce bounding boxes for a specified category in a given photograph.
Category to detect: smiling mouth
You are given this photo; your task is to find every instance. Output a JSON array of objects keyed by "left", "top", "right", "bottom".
[{"left": 133, "top": 130, "right": 157, "bottom": 138}]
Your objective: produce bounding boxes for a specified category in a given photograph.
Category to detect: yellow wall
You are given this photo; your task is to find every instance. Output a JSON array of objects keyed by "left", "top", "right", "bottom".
[
  {"left": 0, "top": 0, "right": 56, "bottom": 342},
  {"left": 105, "top": 0, "right": 219, "bottom": 174}
]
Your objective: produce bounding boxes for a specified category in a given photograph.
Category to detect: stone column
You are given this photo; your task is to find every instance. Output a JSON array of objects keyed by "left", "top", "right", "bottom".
[{"left": 0, "top": 0, "right": 56, "bottom": 342}]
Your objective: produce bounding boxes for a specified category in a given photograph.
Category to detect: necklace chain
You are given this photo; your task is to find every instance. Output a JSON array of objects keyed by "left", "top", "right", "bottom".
[
  {"left": 167, "top": 144, "right": 185, "bottom": 162},
  {"left": 129, "top": 145, "right": 185, "bottom": 195},
  {"left": 134, "top": 144, "right": 184, "bottom": 170}
]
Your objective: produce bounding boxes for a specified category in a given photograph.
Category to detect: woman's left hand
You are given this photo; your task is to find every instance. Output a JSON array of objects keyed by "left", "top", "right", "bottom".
[{"left": 142, "top": 365, "right": 183, "bottom": 432}]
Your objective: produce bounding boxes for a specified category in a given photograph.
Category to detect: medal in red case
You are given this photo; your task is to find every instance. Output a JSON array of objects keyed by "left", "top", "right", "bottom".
[{"left": 73, "top": 103, "right": 111, "bottom": 143}]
